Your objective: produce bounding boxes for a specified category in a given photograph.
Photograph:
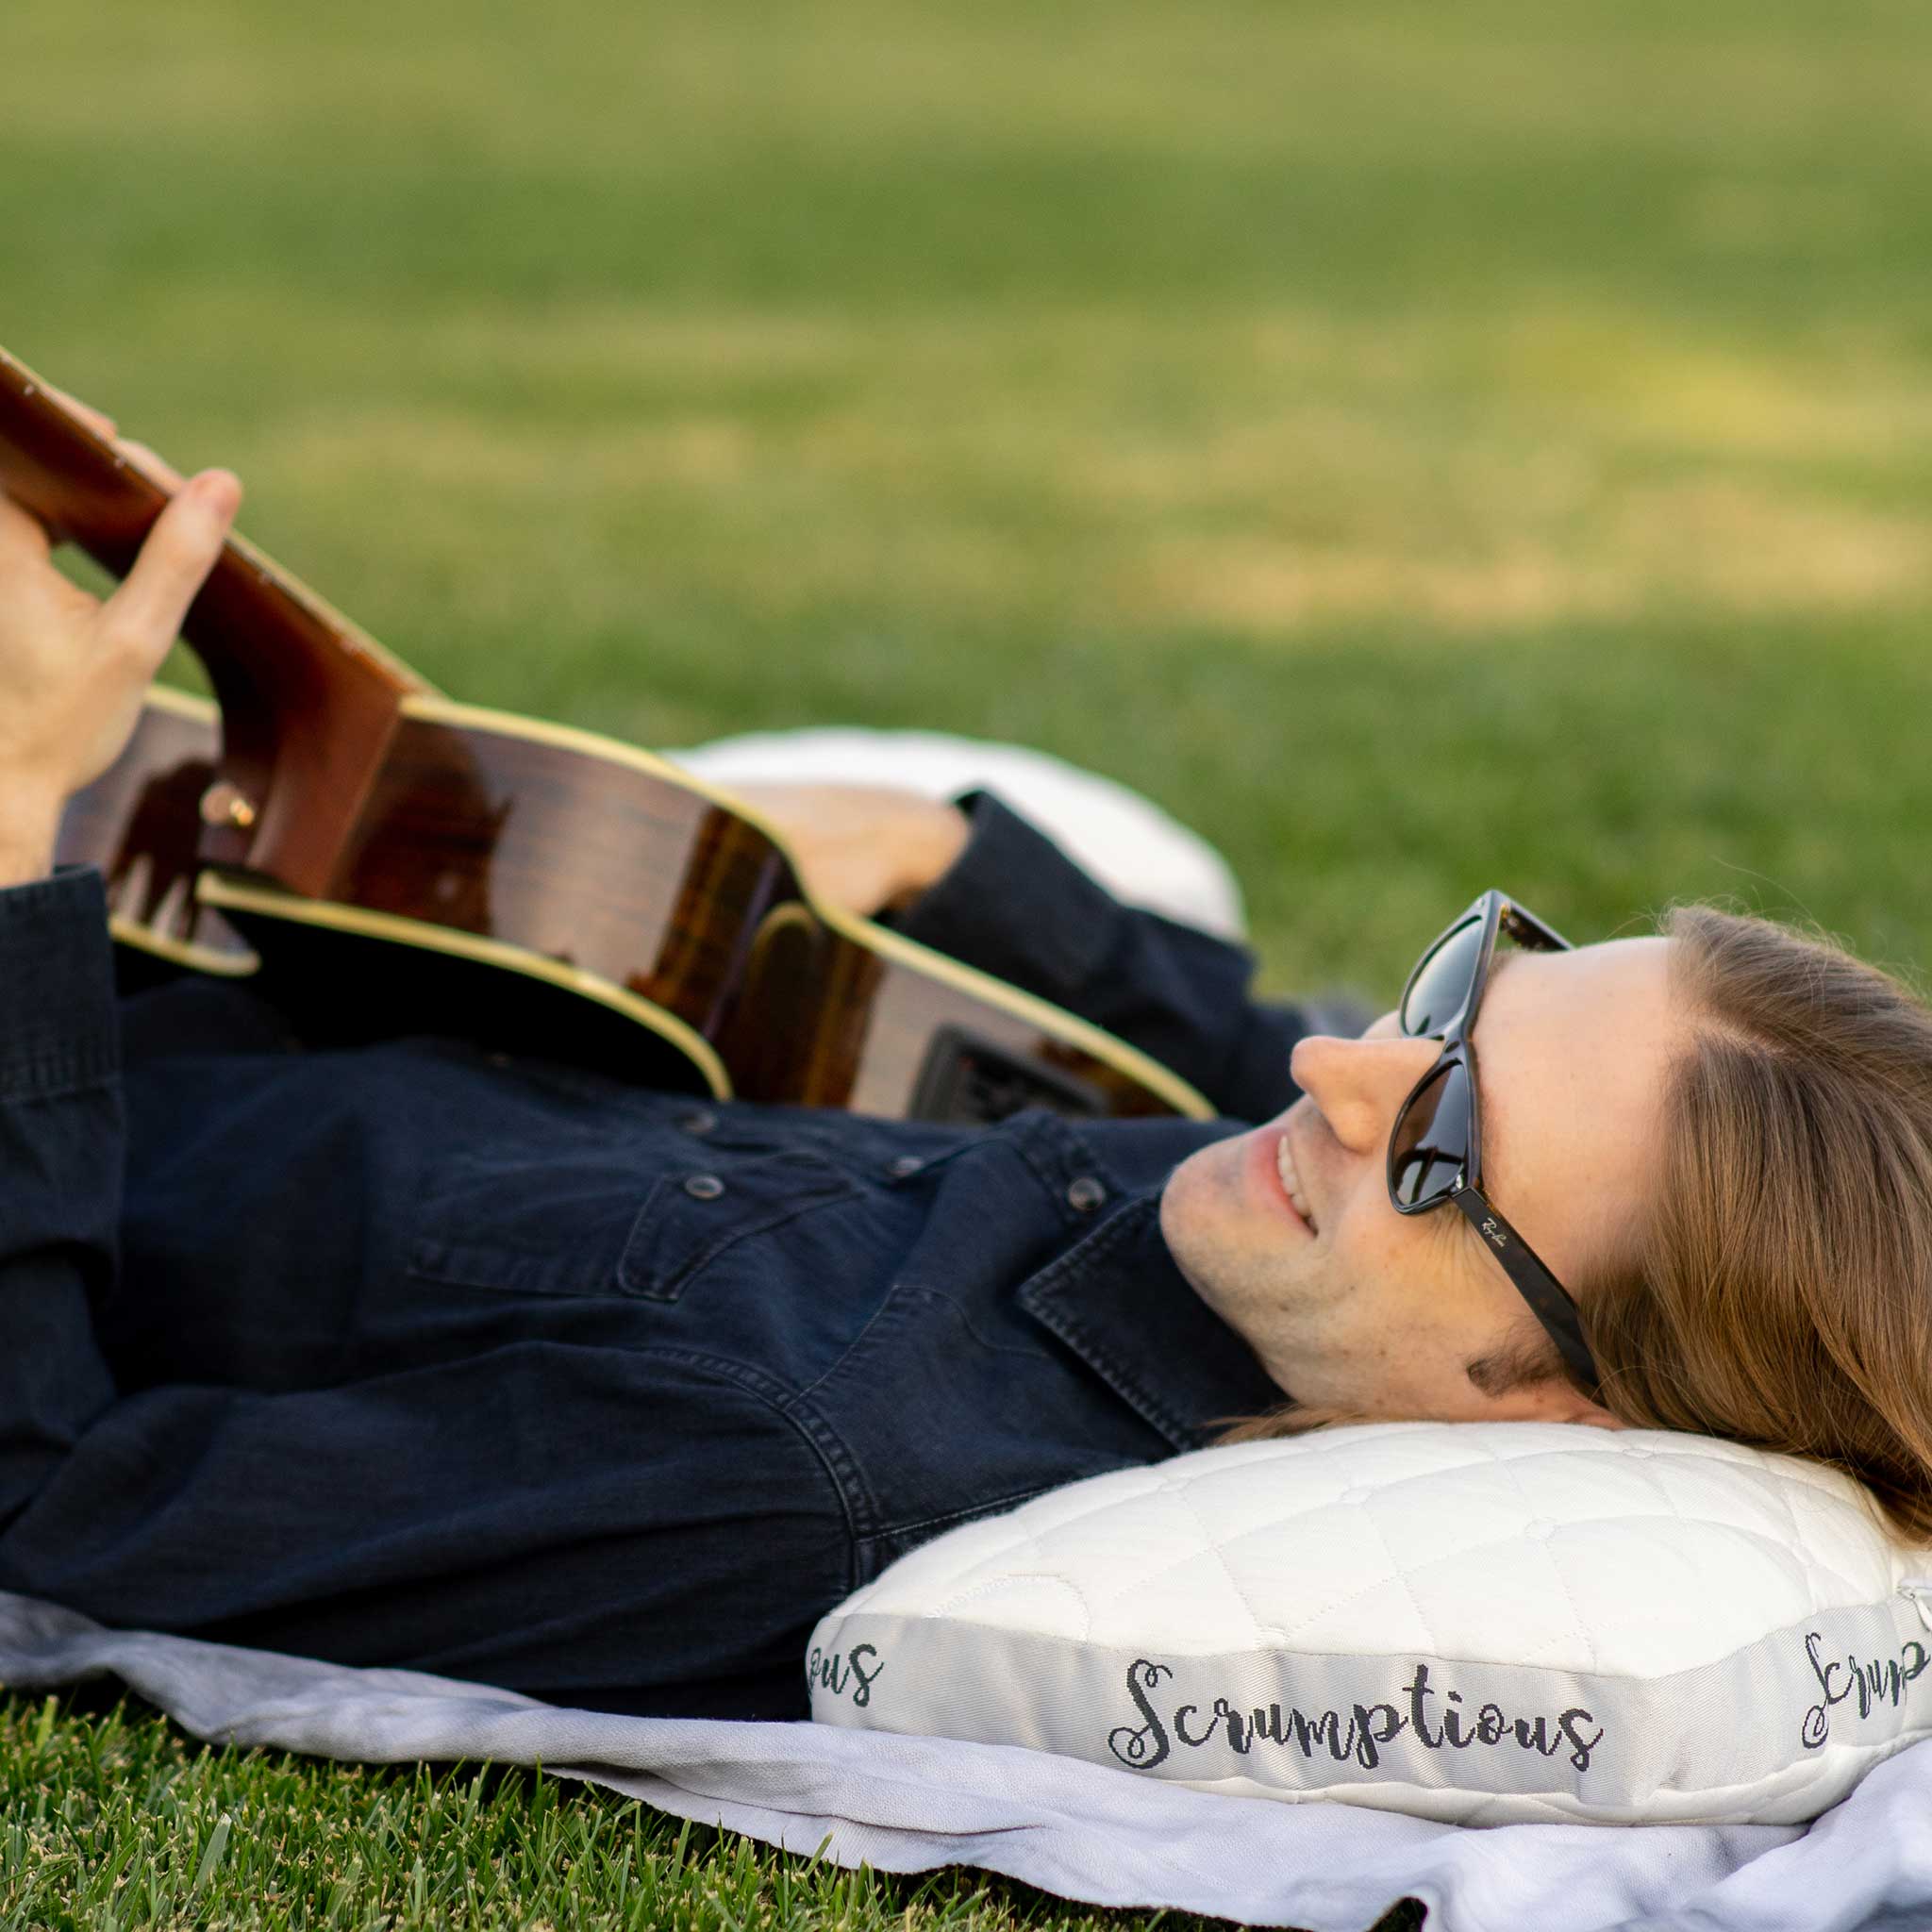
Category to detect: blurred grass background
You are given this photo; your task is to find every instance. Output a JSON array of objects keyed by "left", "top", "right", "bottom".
[
  {"left": 3, "top": 0, "right": 1930, "bottom": 1924},
  {"left": 13, "top": 0, "right": 1932, "bottom": 994}
]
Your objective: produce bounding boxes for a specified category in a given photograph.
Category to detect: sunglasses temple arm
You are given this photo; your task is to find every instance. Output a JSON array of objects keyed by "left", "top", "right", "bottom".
[{"left": 1448, "top": 1189, "right": 1601, "bottom": 1392}]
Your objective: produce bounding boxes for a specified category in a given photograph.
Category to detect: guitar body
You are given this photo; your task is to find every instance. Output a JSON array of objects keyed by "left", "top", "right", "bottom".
[
  {"left": 61, "top": 686, "right": 1211, "bottom": 1122},
  {"left": 56, "top": 687, "right": 258, "bottom": 977},
  {"left": 11, "top": 345, "right": 1210, "bottom": 1124}
]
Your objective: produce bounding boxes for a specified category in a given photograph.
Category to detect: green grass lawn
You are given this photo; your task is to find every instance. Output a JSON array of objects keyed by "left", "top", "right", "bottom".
[{"left": 4, "top": 0, "right": 1930, "bottom": 1923}]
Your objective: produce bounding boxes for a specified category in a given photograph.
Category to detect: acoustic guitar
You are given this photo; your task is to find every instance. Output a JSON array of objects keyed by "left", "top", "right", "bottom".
[{"left": 0, "top": 345, "right": 1211, "bottom": 1125}]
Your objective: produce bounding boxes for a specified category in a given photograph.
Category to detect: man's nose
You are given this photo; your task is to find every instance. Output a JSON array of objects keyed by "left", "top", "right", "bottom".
[{"left": 1288, "top": 1028, "right": 1444, "bottom": 1155}]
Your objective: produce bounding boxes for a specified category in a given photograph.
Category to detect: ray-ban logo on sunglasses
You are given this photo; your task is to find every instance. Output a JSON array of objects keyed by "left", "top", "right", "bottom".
[{"left": 1481, "top": 1218, "right": 1510, "bottom": 1250}]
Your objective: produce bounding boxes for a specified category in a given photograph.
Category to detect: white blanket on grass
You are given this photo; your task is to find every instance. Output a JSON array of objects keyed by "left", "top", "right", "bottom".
[{"left": 3, "top": 1591, "right": 1928, "bottom": 1932}]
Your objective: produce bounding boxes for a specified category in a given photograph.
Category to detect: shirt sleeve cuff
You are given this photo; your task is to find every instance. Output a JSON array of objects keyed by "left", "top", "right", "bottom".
[
  {"left": 0, "top": 868, "right": 120, "bottom": 1100},
  {"left": 890, "top": 791, "right": 1123, "bottom": 1001}
]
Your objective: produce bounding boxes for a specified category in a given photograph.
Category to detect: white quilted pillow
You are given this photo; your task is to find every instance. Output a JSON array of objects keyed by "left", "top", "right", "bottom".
[{"left": 807, "top": 1423, "right": 1932, "bottom": 1826}]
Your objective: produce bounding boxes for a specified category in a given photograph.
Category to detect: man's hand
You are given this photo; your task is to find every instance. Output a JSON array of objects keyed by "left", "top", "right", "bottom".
[
  {"left": 725, "top": 782, "right": 970, "bottom": 919},
  {"left": 0, "top": 389, "right": 240, "bottom": 888}
]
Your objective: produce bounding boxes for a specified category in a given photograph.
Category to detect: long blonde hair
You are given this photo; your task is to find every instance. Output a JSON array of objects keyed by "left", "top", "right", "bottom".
[{"left": 1220, "top": 904, "right": 1932, "bottom": 1543}]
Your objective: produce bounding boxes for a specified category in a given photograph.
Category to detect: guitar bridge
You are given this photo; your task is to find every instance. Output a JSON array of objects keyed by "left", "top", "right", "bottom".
[{"left": 909, "top": 1024, "right": 1107, "bottom": 1125}]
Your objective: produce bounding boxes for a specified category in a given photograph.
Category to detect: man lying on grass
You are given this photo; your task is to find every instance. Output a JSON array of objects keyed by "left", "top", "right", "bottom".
[{"left": 3, "top": 415, "right": 1930, "bottom": 1720}]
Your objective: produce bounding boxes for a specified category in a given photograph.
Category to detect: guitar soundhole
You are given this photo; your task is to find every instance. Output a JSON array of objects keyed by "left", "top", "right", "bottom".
[{"left": 910, "top": 1024, "right": 1107, "bottom": 1125}]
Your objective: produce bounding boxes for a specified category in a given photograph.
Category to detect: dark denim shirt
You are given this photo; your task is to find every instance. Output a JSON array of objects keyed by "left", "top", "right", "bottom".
[{"left": 0, "top": 795, "right": 1306, "bottom": 1719}]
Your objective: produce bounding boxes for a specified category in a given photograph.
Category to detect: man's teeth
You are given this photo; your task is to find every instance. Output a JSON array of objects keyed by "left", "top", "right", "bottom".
[{"left": 1274, "top": 1138, "right": 1316, "bottom": 1231}]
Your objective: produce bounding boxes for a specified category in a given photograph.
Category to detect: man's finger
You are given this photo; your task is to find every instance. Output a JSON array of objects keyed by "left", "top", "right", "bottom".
[
  {"left": 102, "top": 470, "right": 242, "bottom": 659},
  {"left": 0, "top": 491, "right": 55, "bottom": 562}
]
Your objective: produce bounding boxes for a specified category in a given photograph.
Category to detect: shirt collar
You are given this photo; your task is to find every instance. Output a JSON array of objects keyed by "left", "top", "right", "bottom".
[{"left": 1016, "top": 1189, "right": 1289, "bottom": 1452}]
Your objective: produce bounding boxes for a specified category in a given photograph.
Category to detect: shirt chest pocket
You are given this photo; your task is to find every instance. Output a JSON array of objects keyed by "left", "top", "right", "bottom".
[
  {"left": 408, "top": 1146, "right": 866, "bottom": 1302},
  {"left": 618, "top": 1150, "right": 868, "bottom": 1302}
]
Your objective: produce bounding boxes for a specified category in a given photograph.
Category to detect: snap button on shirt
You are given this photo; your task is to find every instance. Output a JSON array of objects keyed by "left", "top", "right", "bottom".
[
  {"left": 1066, "top": 1174, "right": 1108, "bottom": 1213},
  {"left": 683, "top": 1173, "right": 726, "bottom": 1200}
]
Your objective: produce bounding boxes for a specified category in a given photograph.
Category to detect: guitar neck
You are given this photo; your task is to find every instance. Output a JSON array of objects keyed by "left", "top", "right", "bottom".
[{"left": 0, "top": 343, "right": 435, "bottom": 895}]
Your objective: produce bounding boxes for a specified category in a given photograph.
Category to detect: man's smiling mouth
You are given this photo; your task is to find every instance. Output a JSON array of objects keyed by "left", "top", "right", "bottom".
[{"left": 1274, "top": 1136, "right": 1319, "bottom": 1234}]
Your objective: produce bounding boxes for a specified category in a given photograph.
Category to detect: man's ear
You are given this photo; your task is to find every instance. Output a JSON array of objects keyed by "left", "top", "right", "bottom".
[
  {"left": 1567, "top": 1401, "right": 1628, "bottom": 1431},
  {"left": 1475, "top": 1376, "right": 1626, "bottom": 1429}
]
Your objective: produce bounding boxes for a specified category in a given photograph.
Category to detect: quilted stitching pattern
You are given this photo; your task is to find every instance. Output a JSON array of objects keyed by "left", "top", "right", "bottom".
[{"left": 834, "top": 1424, "right": 1905, "bottom": 1676}]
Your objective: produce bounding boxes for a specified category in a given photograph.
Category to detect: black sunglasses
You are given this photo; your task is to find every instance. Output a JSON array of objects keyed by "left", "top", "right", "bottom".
[{"left": 1388, "top": 891, "right": 1600, "bottom": 1393}]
